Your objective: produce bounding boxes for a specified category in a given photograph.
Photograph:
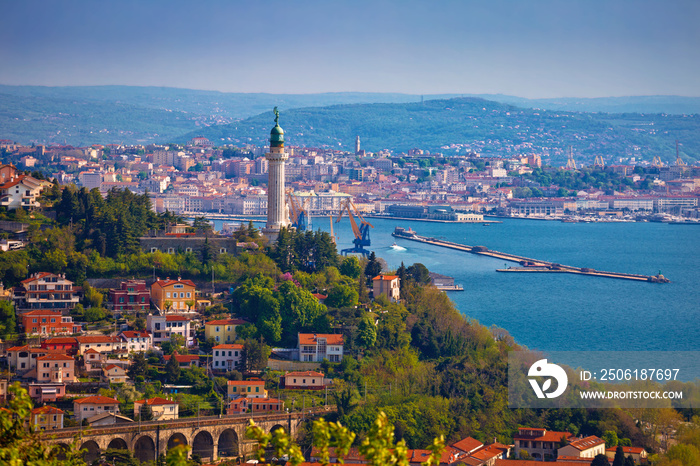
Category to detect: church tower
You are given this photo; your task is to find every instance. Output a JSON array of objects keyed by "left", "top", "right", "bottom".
[{"left": 262, "top": 107, "right": 289, "bottom": 242}]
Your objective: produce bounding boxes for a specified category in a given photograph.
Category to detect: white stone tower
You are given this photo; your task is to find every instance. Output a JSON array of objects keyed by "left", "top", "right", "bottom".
[
  {"left": 262, "top": 107, "right": 289, "bottom": 242},
  {"left": 355, "top": 135, "right": 361, "bottom": 154}
]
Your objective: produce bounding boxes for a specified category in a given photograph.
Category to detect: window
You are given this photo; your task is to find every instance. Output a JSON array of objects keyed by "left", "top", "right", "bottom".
[
  {"left": 167, "top": 248, "right": 175, "bottom": 254},
  {"left": 151, "top": 247, "right": 158, "bottom": 253},
  {"left": 174, "top": 284, "right": 183, "bottom": 289},
  {"left": 187, "top": 292, "right": 191, "bottom": 298},
  {"left": 220, "top": 248, "right": 227, "bottom": 253},
  {"left": 166, "top": 292, "right": 171, "bottom": 298}
]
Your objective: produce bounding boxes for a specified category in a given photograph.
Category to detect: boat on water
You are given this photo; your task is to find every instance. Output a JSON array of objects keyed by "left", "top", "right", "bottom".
[{"left": 390, "top": 242, "right": 407, "bottom": 251}]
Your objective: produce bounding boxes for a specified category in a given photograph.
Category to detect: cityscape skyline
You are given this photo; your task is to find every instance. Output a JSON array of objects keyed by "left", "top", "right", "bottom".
[{"left": 1, "top": 0, "right": 699, "bottom": 98}]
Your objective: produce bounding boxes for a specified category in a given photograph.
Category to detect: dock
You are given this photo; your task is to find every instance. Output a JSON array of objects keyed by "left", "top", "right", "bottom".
[{"left": 392, "top": 227, "right": 669, "bottom": 284}]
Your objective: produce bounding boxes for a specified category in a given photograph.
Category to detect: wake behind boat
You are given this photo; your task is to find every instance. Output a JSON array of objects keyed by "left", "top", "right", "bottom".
[{"left": 390, "top": 242, "right": 407, "bottom": 251}]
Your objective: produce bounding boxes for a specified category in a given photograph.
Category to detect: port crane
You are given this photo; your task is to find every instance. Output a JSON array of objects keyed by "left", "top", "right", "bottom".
[
  {"left": 335, "top": 199, "right": 373, "bottom": 256},
  {"left": 287, "top": 192, "right": 309, "bottom": 231}
]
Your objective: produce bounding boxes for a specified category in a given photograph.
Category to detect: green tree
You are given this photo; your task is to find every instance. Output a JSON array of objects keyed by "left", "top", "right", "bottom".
[
  {"left": 325, "top": 284, "right": 359, "bottom": 309},
  {"left": 339, "top": 256, "right": 362, "bottom": 279},
  {"left": 365, "top": 252, "right": 382, "bottom": 281},
  {"left": 242, "top": 338, "right": 270, "bottom": 373},
  {"left": 356, "top": 315, "right": 377, "bottom": 349},
  {"left": 128, "top": 353, "right": 148, "bottom": 379},
  {"left": 84, "top": 307, "right": 106, "bottom": 322},
  {"left": 603, "top": 430, "right": 619, "bottom": 448},
  {"left": 612, "top": 446, "right": 625, "bottom": 466},
  {"left": 591, "top": 454, "right": 611, "bottom": 466},
  {"left": 166, "top": 353, "right": 181, "bottom": 383},
  {"left": 0, "top": 300, "right": 16, "bottom": 339}
]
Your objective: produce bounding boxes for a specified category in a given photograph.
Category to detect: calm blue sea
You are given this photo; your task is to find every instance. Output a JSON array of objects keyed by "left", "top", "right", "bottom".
[{"left": 215, "top": 217, "right": 700, "bottom": 354}]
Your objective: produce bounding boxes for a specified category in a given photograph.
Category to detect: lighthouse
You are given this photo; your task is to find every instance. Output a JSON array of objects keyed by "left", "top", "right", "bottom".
[{"left": 262, "top": 107, "right": 290, "bottom": 242}]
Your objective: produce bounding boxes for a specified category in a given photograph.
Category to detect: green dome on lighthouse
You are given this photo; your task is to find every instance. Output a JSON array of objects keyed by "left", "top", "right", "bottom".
[{"left": 270, "top": 107, "right": 284, "bottom": 148}]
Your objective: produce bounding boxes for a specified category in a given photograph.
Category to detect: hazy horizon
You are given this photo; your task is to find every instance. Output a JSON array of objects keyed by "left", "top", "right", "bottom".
[{"left": 1, "top": 0, "right": 699, "bottom": 98}]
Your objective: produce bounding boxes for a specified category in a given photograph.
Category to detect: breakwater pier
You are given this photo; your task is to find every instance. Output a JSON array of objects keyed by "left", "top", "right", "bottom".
[{"left": 392, "top": 227, "right": 669, "bottom": 284}]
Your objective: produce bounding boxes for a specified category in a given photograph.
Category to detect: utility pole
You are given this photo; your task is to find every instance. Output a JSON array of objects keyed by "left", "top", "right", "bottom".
[{"left": 364, "top": 381, "right": 367, "bottom": 401}]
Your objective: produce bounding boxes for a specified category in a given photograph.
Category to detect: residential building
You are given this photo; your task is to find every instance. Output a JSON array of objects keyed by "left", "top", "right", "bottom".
[
  {"left": 513, "top": 427, "right": 572, "bottom": 461},
  {"left": 298, "top": 333, "right": 344, "bottom": 363},
  {"left": 133, "top": 397, "right": 179, "bottom": 420},
  {"left": 102, "top": 364, "right": 129, "bottom": 384},
  {"left": 372, "top": 275, "right": 400, "bottom": 303},
  {"left": 13, "top": 273, "right": 80, "bottom": 313},
  {"left": 451, "top": 437, "right": 485, "bottom": 456},
  {"left": 6, "top": 345, "right": 65, "bottom": 373},
  {"left": 0, "top": 174, "right": 47, "bottom": 210},
  {"left": 605, "top": 447, "right": 648, "bottom": 464},
  {"left": 27, "top": 382, "right": 66, "bottom": 403},
  {"left": 20, "top": 310, "right": 80, "bottom": 336},
  {"left": 36, "top": 354, "right": 76, "bottom": 383},
  {"left": 73, "top": 395, "right": 120, "bottom": 422},
  {"left": 205, "top": 318, "right": 248, "bottom": 344},
  {"left": 227, "top": 379, "right": 267, "bottom": 399},
  {"left": 163, "top": 353, "right": 200, "bottom": 368},
  {"left": 283, "top": 371, "right": 325, "bottom": 390},
  {"left": 119, "top": 330, "right": 153, "bottom": 353},
  {"left": 76, "top": 335, "right": 126, "bottom": 355},
  {"left": 108, "top": 280, "right": 150, "bottom": 312},
  {"left": 147, "top": 314, "right": 193, "bottom": 346},
  {"left": 150, "top": 278, "right": 196, "bottom": 312},
  {"left": 83, "top": 348, "right": 105, "bottom": 373},
  {"left": 212, "top": 344, "right": 243, "bottom": 372},
  {"left": 40, "top": 337, "right": 79, "bottom": 355},
  {"left": 248, "top": 397, "right": 284, "bottom": 413},
  {"left": 558, "top": 436, "right": 606, "bottom": 459},
  {"left": 227, "top": 397, "right": 250, "bottom": 414},
  {"left": 31, "top": 406, "right": 64, "bottom": 430}
]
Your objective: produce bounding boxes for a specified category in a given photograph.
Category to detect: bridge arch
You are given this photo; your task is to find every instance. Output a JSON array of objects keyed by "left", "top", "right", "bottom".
[
  {"left": 55, "top": 442, "right": 71, "bottom": 460},
  {"left": 107, "top": 437, "right": 128, "bottom": 450},
  {"left": 167, "top": 432, "right": 188, "bottom": 451},
  {"left": 80, "top": 440, "right": 100, "bottom": 464},
  {"left": 134, "top": 435, "right": 156, "bottom": 463},
  {"left": 217, "top": 428, "right": 239, "bottom": 457},
  {"left": 270, "top": 424, "right": 286, "bottom": 435},
  {"left": 192, "top": 430, "right": 214, "bottom": 461}
]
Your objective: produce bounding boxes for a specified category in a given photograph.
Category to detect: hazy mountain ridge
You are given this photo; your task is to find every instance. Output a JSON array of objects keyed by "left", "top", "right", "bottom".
[{"left": 183, "top": 98, "right": 700, "bottom": 164}]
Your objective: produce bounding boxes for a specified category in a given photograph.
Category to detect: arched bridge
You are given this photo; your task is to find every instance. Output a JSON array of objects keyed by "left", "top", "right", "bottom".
[{"left": 42, "top": 411, "right": 324, "bottom": 463}]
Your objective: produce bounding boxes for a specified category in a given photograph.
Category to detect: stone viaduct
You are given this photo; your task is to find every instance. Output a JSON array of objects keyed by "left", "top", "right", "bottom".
[{"left": 42, "top": 411, "right": 316, "bottom": 463}]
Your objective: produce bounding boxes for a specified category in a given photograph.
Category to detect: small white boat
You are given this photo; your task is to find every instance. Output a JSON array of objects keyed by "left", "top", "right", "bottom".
[{"left": 390, "top": 242, "right": 407, "bottom": 251}]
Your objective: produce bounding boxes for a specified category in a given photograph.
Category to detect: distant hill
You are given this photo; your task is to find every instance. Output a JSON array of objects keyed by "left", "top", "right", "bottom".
[
  {"left": 182, "top": 97, "right": 700, "bottom": 164},
  {"left": 0, "top": 85, "right": 699, "bottom": 163}
]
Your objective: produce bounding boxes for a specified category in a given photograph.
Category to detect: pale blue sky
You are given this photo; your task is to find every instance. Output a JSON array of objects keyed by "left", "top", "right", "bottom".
[{"left": 1, "top": 0, "right": 698, "bottom": 97}]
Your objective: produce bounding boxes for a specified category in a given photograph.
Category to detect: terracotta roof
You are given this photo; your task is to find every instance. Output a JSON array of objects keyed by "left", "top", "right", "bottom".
[
  {"left": 213, "top": 344, "right": 244, "bottom": 350},
  {"left": 103, "top": 364, "right": 124, "bottom": 372},
  {"left": 32, "top": 406, "right": 65, "bottom": 415},
  {"left": 120, "top": 330, "right": 151, "bottom": 338},
  {"left": 452, "top": 436, "right": 484, "bottom": 454},
  {"left": 285, "top": 371, "right": 324, "bottom": 378},
  {"left": 21, "top": 272, "right": 54, "bottom": 284},
  {"left": 74, "top": 395, "right": 120, "bottom": 404},
  {"left": 164, "top": 354, "right": 199, "bottom": 363},
  {"left": 312, "top": 293, "right": 328, "bottom": 300},
  {"left": 84, "top": 348, "right": 100, "bottom": 354},
  {"left": 153, "top": 279, "right": 196, "bottom": 288},
  {"left": 37, "top": 354, "right": 74, "bottom": 361},
  {"left": 227, "top": 380, "right": 264, "bottom": 385},
  {"left": 606, "top": 446, "right": 646, "bottom": 454},
  {"left": 206, "top": 318, "right": 247, "bottom": 326},
  {"left": 22, "top": 309, "right": 64, "bottom": 316},
  {"left": 566, "top": 436, "right": 604, "bottom": 451},
  {"left": 249, "top": 397, "right": 282, "bottom": 403},
  {"left": 372, "top": 274, "right": 399, "bottom": 281},
  {"left": 514, "top": 428, "right": 572, "bottom": 443},
  {"left": 556, "top": 456, "right": 598, "bottom": 463},
  {"left": 77, "top": 335, "right": 120, "bottom": 343},
  {"left": 135, "top": 397, "right": 177, "bottom": 406},
  {"left": 42, "top": 337, "right": 78, "bottom": 344},
  {"left": 165, "top": 315, "right": 189, "bottom": 322},
  {"left": 298, "top": 333, "right": 344, "bottom": 345}
]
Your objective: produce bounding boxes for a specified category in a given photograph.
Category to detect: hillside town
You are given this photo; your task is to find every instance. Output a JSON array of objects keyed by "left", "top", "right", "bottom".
[{"left": 1, "top": 136, "right": 699, "bottom": 223}]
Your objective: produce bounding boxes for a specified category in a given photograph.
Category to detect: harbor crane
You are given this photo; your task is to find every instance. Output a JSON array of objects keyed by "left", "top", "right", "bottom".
[
  {"left": 287, "top": 192, "right": 309, "bottom": 231},
  {"left": 335, "top": 199, "right": 373, "bottom": 256},
  {"left": 565, "top": 146, "right": 577, "bottom": 170},
  {"left": 675, "top": 140, "right": 686, "bottom": 166}
]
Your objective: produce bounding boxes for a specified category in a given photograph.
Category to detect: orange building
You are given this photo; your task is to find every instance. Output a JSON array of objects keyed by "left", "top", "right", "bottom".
[
  {"left": 372, "top": 275, "right": 400, "bottom": 303},
  {"left": 150, "top": 278, "right": 196, "bottom": 312},
  {"left": 21, "top": 310, "right": 80, "bottom": 336}
]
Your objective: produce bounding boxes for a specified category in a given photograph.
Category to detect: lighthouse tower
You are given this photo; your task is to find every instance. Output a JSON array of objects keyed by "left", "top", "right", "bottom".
[{"left": 262, "top": 107, "right": 289, "bottom": 242}]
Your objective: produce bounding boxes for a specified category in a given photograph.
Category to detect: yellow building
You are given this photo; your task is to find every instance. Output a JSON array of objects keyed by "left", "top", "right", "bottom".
[
  {"left": 134, "top": 397, "right": 179, "bottom": 420},
  {"left": 205, "top": 318, "right": 248, "bottom": 344},
  {"left": 31, "top": 405, "right": 64, "bottom": 430},
  {"left": 150, "top": 278, "right": 196, "bottom": 312},
  {"left": 372, "top": 274, "right": 400, "bottom": 303},
  {"left": 227, "top": 379, "right": 267, "bottom": 399}
]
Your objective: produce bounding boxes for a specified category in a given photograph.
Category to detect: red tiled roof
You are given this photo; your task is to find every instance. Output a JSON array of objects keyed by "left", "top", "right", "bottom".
[
  {"left": 120, "top": 330, "right": 151, "bottom": 338},
  {"left": 213, "top": 344, "right": 244, "bottom": 350},
  {"left": 84, "top": 348, "right": 100, "bottom": 354},
  {"left": 74, "top": 395, "right": 119, "bottom": 404},
  {"left": 22, "top": 309, "right": 63, "bottom": 316},
  {"left": 42, "top": 337, "right": 78, "bottom": 344},
  {"left": 606, "top": 446, "right": 646, "bottom": 454},
  {"left": 285, "top": 371, "right": 324, "bottom": 378},
  {"left": 206, "top": 318, "right": 247, "bottom": 326},
  {"left": 153, "top": 279, "right": 196, "bottom": 288},
  {"left": 77, "top": 335, "right": 120, "bottom": 343},
  {"left": 32, "top": 406, "right": 65, "bottom": 415},
  {"left": 103, "top": 364, "right": 123, "bottom": 371},
  {"left": 135, "top": 397, "right": 177, "bottom": 406},
  {"left": 298, "top": 333, "right": 343, "bottom": 345},
  {"left": 165, "top": 315, "right": 189, "bottom": 322},
  {"left": 37, "top": 354, "right": 73, "bottom": 361},
  {"left": 514, "top": 428, "right": 572, "bottom": 443},
  {"left": 227, "top": 380, "right": 264, "bottom": 386},
  {"left": 372, "top": 274, "right": 399, "bottom": 281},
  {"left": 452, "top": 436, "right": 484, "bottom": 454},
  {"left": 566, "top": 436, "right": 604, "bottom": 451},
  {"left": 164, "top": 354, "right": 199, "bottom": 363},
  {"left": 21, "top": 272, "right": 54, "bottom": 284}
]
